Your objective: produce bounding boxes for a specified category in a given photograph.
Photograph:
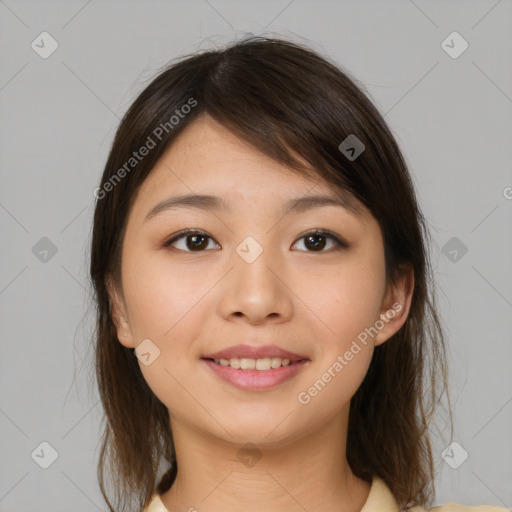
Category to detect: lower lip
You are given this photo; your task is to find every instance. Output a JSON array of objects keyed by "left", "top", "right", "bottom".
[{"left": 202, "top": 359, "right": 309, "bottom": 391}]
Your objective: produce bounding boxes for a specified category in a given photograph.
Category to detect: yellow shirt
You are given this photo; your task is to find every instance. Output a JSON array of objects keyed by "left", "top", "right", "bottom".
[{"left": 143, "top": 475, "right": 509, "bottom": 512}]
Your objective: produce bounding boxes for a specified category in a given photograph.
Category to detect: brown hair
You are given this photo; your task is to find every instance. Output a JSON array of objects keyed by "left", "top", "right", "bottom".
[{"left": 89, "top": 35, "right": 453, "bottom": 512}]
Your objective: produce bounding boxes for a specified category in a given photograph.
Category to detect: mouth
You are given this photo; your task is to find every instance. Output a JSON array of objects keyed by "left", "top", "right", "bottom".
[
  {"left": 200, "top": 357, "right": 310, "bottom": 391},
  {"left": 201, "top": 356, "right": 308, "bottom": 370},
  {"left": 200, "top": 343, "right": 310, "bottom": 390}
]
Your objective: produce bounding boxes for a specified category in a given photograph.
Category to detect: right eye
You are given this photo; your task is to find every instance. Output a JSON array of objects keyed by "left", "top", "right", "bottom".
[{"left": 162, "top": 229, "right": 220, "bottom": 252}]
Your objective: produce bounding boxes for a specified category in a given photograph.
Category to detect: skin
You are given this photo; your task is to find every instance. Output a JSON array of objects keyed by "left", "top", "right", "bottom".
[{"left": 107, "top": 114, "right": 414, "bottom": 512}]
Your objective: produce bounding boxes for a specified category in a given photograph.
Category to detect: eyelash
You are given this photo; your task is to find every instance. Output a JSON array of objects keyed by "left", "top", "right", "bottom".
[{"left": 162, "top": 228, "right": 350, "bottom": 253}]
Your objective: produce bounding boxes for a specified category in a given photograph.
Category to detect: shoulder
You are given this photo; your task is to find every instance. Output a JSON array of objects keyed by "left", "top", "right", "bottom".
[
  {"left": 368, "top": 476, "right": 508, "bottom": 512},
  {"left": 409, "top": 503, "right": 510, "bottom": 512},
  {"left": 143, "top": 494, "right": 168, "bottom": 512}
]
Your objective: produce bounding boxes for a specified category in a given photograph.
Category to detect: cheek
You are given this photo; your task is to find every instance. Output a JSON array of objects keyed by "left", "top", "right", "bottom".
[
  {"left": 121, "top": 247, "right": 209, "bottom": 341},
  {"left": 299, "top": 254, "right": 385, "bottom": 347},
  {"left": 320, "top": 258, "right": 385, "bottom": 401},
  {"left": 301, "top": 345, "right": 374, "bottom": 408},
  {"left": 121, "top": 251, "right": 210, "bottom": 413},
  {"left": 295, "top": 264, "right": 380, "bottom": 413}
]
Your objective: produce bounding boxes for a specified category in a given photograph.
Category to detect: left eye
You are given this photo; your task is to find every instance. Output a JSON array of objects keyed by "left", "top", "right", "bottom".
[
  {"left": 162, "top": 229, "right": 348, "bottom": 253},
  {"left": 163, "top": 229, "right": 219, "bottom": 252},
  {"left": 292, "top": 230, "right": 349, "bottom": 252}
]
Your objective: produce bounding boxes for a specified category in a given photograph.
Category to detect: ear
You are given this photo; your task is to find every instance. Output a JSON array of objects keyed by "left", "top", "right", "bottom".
[
  {"left": 105, "top": 275, "right": 135, "bottom": 349},
  {"left": 374, "top": 264, "right": 415, "bottom": 347}
]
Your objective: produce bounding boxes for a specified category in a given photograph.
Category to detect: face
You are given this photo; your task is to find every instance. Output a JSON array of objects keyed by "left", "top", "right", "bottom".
[{"left": 107, "top": 114, "right": 413, "bottom": 446}]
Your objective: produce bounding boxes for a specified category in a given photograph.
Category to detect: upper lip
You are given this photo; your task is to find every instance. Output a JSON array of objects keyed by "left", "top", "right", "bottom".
[{"left": 202, "top": 344, "right": 308, "bottom": 362}]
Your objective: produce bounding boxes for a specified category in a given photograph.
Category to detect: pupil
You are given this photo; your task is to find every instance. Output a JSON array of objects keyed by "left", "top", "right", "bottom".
[
  {"left": 187, "top": 235, "right": 207, "bottom": 251},
  {"left": 306, "top": 235, "right": 325, "bottom": 251}
]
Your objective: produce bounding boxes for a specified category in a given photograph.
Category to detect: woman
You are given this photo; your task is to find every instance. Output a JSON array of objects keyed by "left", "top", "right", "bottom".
[{"left": 89, "top": 35, "right": 505, "bottom": 512}]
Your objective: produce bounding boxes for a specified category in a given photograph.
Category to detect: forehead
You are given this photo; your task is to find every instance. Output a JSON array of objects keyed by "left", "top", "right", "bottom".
[{"left": 130, "top": 115, "right": 371, "bottom": 224}]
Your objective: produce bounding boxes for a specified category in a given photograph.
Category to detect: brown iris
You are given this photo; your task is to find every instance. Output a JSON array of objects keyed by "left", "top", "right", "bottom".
[
  {"left": 186, "top": 234, "right": 209, "bottom": 251},
  {"left": 304, "top": 234, "right": 326, "bottom": 251}
]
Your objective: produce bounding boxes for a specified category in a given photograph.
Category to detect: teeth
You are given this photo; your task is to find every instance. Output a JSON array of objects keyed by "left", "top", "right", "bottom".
[{"left": 213, "top": 357, "right": 292, "bottom": 370}]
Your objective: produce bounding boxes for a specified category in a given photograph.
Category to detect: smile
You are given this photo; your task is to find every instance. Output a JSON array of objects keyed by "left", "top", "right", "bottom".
[
  {"left": 201, "top": 357, "right": 309, "bottom": 391},
  {"left": 212, "top": 357, "right": 301, "bottom": 370}
]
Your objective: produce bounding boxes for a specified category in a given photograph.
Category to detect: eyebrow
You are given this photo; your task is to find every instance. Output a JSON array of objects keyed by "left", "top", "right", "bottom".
[{"left": 144, "top": 192, "right": 363, "bottom": 222}]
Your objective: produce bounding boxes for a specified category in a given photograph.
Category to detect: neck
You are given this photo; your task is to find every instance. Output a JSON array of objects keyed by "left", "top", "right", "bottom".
[{"left": 159, "top": 409, "right": 371, "bottom": 512}]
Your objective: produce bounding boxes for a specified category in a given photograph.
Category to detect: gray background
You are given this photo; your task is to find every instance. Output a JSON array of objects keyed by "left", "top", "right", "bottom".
[{"left": 1, "top": 1, "right": 511, "bottom": 510}]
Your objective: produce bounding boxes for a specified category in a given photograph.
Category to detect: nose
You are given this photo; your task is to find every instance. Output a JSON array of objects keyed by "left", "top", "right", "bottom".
[{"left": 216, "top": 242, "right": 294, "bottom": 325}]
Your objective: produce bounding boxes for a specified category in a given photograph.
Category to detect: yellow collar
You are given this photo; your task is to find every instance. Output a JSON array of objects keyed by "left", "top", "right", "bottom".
[{"left": 144, "top": 475, "right": 399, "bottom": 512}]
